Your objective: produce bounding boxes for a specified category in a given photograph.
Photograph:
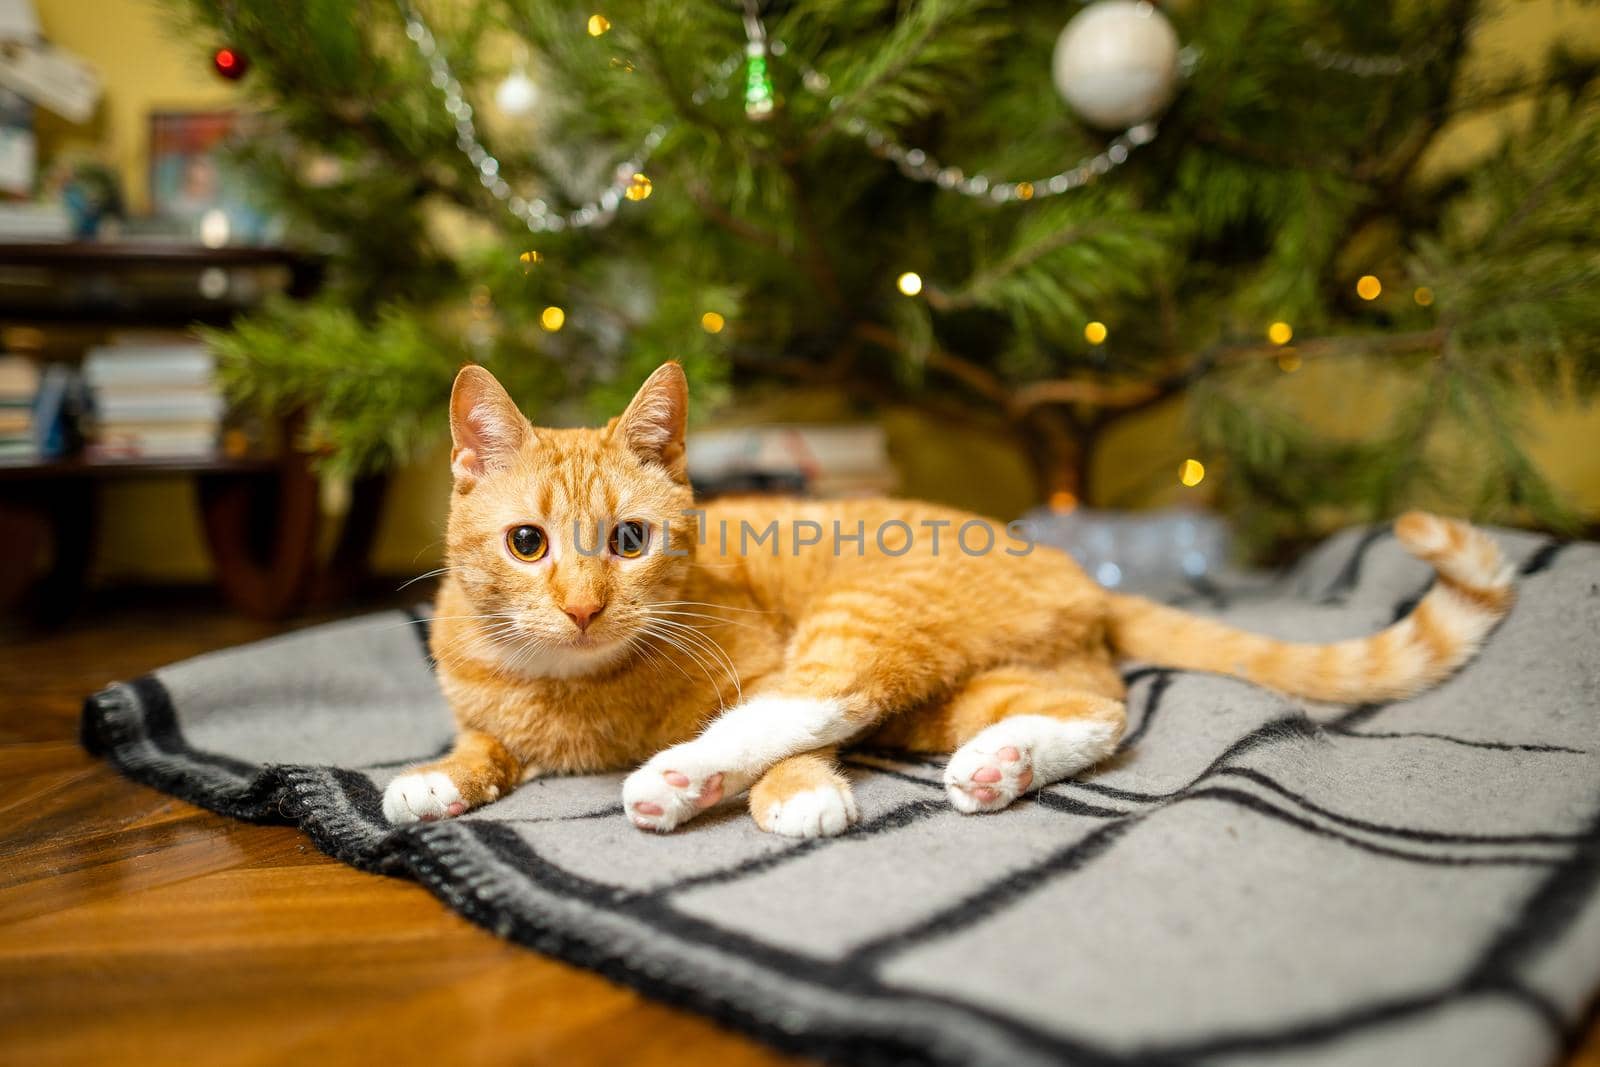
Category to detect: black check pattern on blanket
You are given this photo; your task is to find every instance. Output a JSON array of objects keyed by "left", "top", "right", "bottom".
[{"left": 81, "top": 527, "right": 1600, "bottom": 1067}]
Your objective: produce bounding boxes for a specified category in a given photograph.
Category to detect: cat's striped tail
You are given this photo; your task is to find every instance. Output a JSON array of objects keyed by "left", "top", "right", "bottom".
[{"left": 1105, "top": 512, "right": 1515, "bottom": 704}]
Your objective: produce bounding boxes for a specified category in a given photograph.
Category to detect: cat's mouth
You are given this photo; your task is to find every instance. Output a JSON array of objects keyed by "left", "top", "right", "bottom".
[{"left": 562, "top": 630, "right": 621, "bottom": 653}]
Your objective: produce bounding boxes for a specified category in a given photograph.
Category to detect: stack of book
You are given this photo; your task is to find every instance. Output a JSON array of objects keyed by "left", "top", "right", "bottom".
[
  {"left": 84, "top": 342, "right": 223, "bottom": 460},
  {"left": 0, "top": 202, "right": 71, "bottom": 240},
  {"left": 0, "top": 355, "right": 38, "bottom": 462}
]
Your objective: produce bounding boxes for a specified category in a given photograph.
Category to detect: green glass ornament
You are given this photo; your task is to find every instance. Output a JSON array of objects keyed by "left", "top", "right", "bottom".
[{"left": 744, "top": 42, "right": 775, "bottom": 120}]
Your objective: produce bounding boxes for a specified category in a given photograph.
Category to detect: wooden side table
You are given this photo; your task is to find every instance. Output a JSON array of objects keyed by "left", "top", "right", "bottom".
[
  {"left": 0, "top": 454, "right": 321, "bottom": 619},
  {"left": 0, "top": 240, "right": 377, "bottom": 621}
]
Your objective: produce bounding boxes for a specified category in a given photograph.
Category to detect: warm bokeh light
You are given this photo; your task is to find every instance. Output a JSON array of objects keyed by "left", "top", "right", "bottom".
[
  {"left": 540, "top": 305, "right": 565, "bottom": 331},
  {"left": 519, "top": 250, "right": 541, "bottom": 271},
  {"left": 896, "top": 271, "right": 923, "bottom": 296},
  {"left": 1277, "top": 350, "right": 1302, "bottom": 373},
  {"left": 1179, "top": 458, "right": 1206, "bottom": 487},
  {"left": 624, "top": 173, "right": 652, "bottom": 201},
  {"left": 1414, "top": 286, "right": 1434, "bottom": 307},
  {"left": 1356, "top": 274, "right": 1382, "bottom": 300},
  {"left": 1015, "top": 181, "right": 1034, "bottom": 201},
  {"left": 587, "top": 14, "right": 611, "bottom": 35},
  {"left": 700, "top": 311, "right": 725, "bottom": 334},
  {"left": 1084, "top": 321, "right": 1108, "bottom": 345},
  {"left": 199, "top": 208, "right": 230, "bottom": 249},
  {"left": 1267, "top": 321, "right": 1293, "bottom": 345},
  {"left": 1048, "top": 490, "right": 1078, "bottom": 513}
]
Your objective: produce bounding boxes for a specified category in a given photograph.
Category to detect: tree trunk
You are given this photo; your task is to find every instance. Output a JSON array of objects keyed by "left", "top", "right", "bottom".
[{"left": 1020, "top": 411, "right": 1098, "bottom": 508}]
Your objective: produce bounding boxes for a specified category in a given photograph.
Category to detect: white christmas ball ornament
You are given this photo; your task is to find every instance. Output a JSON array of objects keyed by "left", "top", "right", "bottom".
[
  {"left": 1053, "top": 1, "right": 1180, "bottom": 129},
  {"left": 494, "top": 68, "right": 539, "bottom": 117}
]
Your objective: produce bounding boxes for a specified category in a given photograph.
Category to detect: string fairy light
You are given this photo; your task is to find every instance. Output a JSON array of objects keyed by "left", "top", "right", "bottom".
[
  {"left": 624, "top": 173, "right": 653, "bottom": 201},
  {"left": 723, "top": 4, "right": 1168, "bottom": 201},
  {"left": 842, "top": 113, "right": 1156, "bottom": 203},
  {"left": 1267, "top": 321, "right": 1292, "bottom": 345},
  {"left": 1179, "top": 458, "right": 1206, "bottom": 487},
  {"left": 700, "top": 311, "right": 726, "bottom": 333},
  {"left": 1301, "top": 39, "right": 1438, "bottom": 78},
  {"left": 398, "top": 0, "right": 1391, "bottom": 240},
  {"left": 540, "top": 305, "right": 566, "bottom": 331},
  {"left": 399, "top": 0, "right": 667, "bottom": 234},
  {"left": 1084, "top": 321, "right": 1108, "bottom": 344},
  {"left": 399, "top": 0, "right": 1164, "bottom": 236},
  {"left": 896, "top": 271, "right": 924, "bottom": 296},
  {"left": 1356, "top": 274, "right": 1382, "bottom": 300}
]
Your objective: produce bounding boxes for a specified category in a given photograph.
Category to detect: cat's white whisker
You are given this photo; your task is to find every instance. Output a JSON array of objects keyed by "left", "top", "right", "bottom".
[
  {"left": 396, "top": 566, "right": 457, "bottom": 591},
  {"left": 636, "top": 622, "right": 722, "bottom": 684},
  {"left": 635, "top": 627, "right": 719, "bottom": 696},
  {"left": 639, "top": 617, "right": 743, "bottom": 704},
  {"left": 626, "top": 635, "right": 683, "bottom": 685},
  {"left": 643, "top": 607, "right": 763, "bottom": 633},
  {"left": 652, "top": 600, "right": 773, "bottom": 615},
  {"left": 636, "top": 622, "right": 737, "bottom": 706},
  {"left": 376, "top": 611, "right": 519, "bottom": 634}
]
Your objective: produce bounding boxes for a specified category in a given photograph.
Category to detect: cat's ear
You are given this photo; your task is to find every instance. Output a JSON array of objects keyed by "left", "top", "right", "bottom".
[
  {"left": 612, "top": 362, "right": 688, "bottom": 479},
  {"left": 449, "top": 365, "right": 530, "bottom": 485}
]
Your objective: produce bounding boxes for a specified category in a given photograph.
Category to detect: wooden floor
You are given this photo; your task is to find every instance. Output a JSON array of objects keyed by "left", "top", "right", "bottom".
[
  {"left": 0, "top": 592, "right": 801, "bottom": 1067},
  {"left": 2, "top": 592, "right": 1597, "bottom": 1066}
]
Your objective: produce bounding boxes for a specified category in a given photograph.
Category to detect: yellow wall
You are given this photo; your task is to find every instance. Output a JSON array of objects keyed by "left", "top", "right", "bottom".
[
  {"left": 36, "top": 0, "right": 236, "bottom": 214},
  {"left": 35, "top": 1, "right": 234, "bottom": 582},
  {"left": 34, "top": 0, "right": 1600, "bottom": 585}
]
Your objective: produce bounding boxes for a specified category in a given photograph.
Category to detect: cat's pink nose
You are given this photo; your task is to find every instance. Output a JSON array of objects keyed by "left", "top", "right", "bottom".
[{"left": 564, "top": 601, "right": 605, "bottom": 632}]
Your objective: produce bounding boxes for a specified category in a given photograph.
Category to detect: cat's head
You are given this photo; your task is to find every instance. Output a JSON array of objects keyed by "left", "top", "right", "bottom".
[{"left": 443, "top": 362, "right": 697, "bottom": 677}]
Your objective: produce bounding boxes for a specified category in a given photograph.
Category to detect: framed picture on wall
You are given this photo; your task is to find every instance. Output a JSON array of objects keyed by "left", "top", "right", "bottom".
[{"left": 148, "top": 110, "right": 278, "bottom": 243}]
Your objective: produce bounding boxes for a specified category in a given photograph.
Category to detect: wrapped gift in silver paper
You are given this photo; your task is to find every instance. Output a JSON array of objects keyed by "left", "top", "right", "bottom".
[{"left": 1017, "top": 506, "right": 1233, "bottom": 596}]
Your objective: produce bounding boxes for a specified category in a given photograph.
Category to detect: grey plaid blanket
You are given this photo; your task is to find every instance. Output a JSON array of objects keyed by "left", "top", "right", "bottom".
[{"left": 82, "top": 525, "right": 1600, "bottom": 1067}]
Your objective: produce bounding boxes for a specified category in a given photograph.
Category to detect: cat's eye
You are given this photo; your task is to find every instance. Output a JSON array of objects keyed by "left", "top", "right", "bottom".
[
  {"left": 609, "top": 520, "right": 649, "bottom": 559},
  {"left": 506, "top": 524, "right": 548, "bottom": 563}
]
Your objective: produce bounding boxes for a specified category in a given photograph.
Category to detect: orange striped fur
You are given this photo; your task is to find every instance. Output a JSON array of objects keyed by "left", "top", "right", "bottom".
[
  {"left": 1105, "top": 511, "right": 1514, "bottom": 704},
  {"left": 380, "top": 364, "right": 1515, "bottom": 836}
]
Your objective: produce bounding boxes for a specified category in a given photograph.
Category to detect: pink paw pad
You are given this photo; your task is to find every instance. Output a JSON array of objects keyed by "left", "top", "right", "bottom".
[
  {"left": 446, "top": 801, "right": 466, "bottom": 817},
  {"left": 661, "top": 770, "right": 725, "bottom": 810},
  {"left": 696, "top": 773, "right": 725, "bottom": 809},
  {"left": 634, "top": 801, "right": 664, "bottom": 816},
  {"left": 943, "top": 739, "right": 1037, "bottom": 815}
]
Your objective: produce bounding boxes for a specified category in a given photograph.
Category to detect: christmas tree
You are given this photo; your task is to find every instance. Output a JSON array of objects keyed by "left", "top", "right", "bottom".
[{"left": 176, "top": 0, "right": 1599, "bottom": 552}]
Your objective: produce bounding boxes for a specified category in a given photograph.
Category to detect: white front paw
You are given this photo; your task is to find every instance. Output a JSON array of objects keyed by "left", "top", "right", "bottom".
[
  {"left": 383, "top": 771, "right": 464, "bottom": 825},
  {"left": 622, "top": 745, "right": 734, "bottom": 833},
  {"left": 944, "top": 714, "right": 1119, "bottom": 814},
  {"left": 762, "top": 785, "right": 860, "bottom": 839},
  {"left": 944, "top": 736, "right": 1034, "bottom": 814}
]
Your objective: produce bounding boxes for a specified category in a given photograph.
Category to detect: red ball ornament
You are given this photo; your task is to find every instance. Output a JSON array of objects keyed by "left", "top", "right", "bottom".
[{"left": 213, "top": 47, "right": 248, "bottom": 80}]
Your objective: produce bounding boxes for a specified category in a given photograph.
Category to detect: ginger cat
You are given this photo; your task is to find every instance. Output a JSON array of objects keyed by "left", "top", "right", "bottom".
[{"left": 382, "top": 363, "right": 1515, "bottom": 838}]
